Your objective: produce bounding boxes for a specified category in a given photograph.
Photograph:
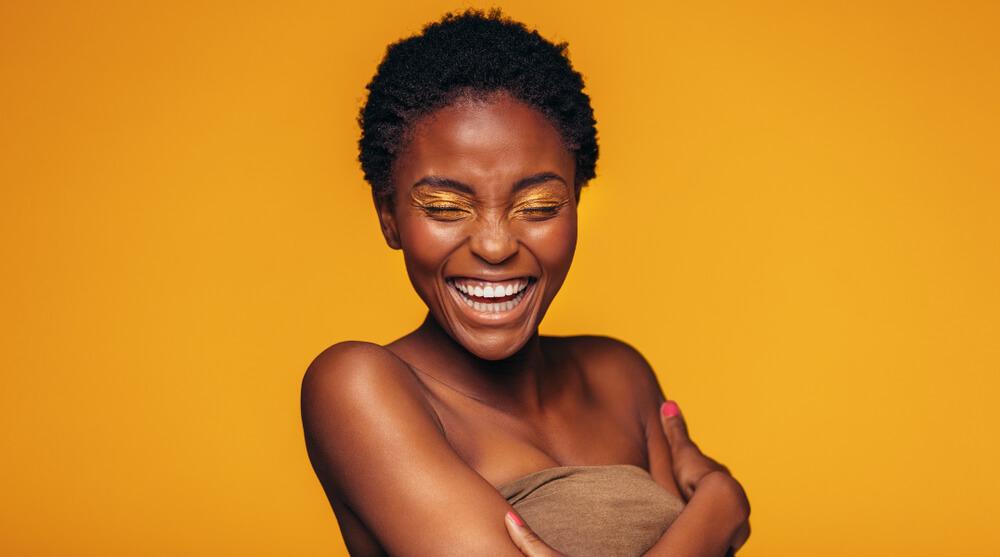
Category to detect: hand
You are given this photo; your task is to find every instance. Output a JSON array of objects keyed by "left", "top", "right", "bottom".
[
  {"left": 660, "top": 400, "right": 751, "bottom": 551},
  {"left": 504, "top": 510, "right": 565, "bottom": 556}
]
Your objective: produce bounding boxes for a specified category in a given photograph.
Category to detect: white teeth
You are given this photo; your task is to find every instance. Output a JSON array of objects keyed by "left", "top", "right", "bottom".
[
  {"left": 449, "top": 277, "right": 535, "bottom": 299},
  {"left": 450, "top": 278, "right": 533, "bottom": 314}
]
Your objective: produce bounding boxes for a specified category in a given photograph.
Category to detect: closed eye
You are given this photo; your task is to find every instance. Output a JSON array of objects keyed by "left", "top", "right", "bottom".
[
  {"left": 522, "top": 205, "right": 559, "bottom": 212},
  {"left": 422, "top": 205, "right": 470, "bottom": 220},
  {"left": 516, "top": 203, "right": 564, "bottom": 220}
]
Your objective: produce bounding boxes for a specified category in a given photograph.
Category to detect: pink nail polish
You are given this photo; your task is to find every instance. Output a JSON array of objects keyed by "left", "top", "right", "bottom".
[
  {"left": 661, "top": 400, "right": 679, "bottom": 417},
  {"left": 507, "top": 510, "right": 525, "bottom": 527}
]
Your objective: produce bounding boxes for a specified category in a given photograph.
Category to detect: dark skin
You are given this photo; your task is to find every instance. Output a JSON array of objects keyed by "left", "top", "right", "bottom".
[{"left": 301, "top": 91, "right": 750, "bottom": 557}]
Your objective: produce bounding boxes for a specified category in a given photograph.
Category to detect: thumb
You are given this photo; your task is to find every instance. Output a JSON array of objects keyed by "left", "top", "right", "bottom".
[
  {"left": 659, "top": 400, "right": 692, "bottom": 453},
  {"left": 505, "top": 510, "right": 564, "bottom": 557}
]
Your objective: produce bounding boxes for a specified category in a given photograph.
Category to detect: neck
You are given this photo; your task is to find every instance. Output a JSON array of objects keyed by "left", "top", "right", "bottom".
[{"left": 405, "top": 312, "right": 550, "bottom": 416}]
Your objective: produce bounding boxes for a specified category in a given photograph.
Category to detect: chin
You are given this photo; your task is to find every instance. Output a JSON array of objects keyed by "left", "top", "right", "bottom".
[
  {"left": 458, "top": 330, "right": 533, "bottom": 361},
  {"left": 433, "top": 275, "right": 547, "bottom": 360}
]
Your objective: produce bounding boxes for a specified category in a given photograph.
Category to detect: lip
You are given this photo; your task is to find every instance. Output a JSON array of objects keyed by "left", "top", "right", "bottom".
[
  {"left": 444, "top": 276, "right": 538, "bottom": 325},
  {"left": 445, "top": 274, "right": 538, "bottom": 283}
]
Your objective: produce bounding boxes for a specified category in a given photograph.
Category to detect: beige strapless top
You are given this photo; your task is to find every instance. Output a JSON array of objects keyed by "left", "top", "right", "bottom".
[{"left": 498, "top": 464, "right": 685, "bottom": 557}]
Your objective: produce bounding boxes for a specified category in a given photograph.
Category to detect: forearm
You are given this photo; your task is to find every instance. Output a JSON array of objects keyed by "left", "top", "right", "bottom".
[{"left": 642, "top": 472, "right": 748, "bottom": 557}]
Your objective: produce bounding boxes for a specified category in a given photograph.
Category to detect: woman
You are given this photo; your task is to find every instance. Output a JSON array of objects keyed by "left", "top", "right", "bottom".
[{"left": 301, "top": 9, "right": 750, "bottom": 556}]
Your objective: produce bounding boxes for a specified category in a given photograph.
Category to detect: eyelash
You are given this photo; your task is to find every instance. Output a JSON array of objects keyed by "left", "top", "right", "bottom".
[
  {"left": 517, "top": 204, "right": 564, "bottom": 219},
  {"left": 421, "top": 205, "right": 469, "bottom": 220},
  {"left": 520, "top": 205, "right": 560, "bottom": 214},
  {"left": 419, "top": 203, "right": 562, "bottom": 220},
  {"left": 425, "top": 205, "right": 464, "bottom": 212}
]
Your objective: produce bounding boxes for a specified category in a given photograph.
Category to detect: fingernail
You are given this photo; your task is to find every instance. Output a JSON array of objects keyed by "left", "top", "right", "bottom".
[
  {"left": 661, "top": 400, "right": 680, "bottom": 417},
  {"left": 506, "top": 510, "right": 525, "bottom": 527}
]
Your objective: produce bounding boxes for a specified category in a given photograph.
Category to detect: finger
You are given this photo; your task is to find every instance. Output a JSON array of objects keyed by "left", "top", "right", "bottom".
[
  {"left": 659, "top": 400, "right": 693, "bottom": 454},
  {"left": 660, "top": 400, "right": 720, "bottom": 500},
  {"left": 504, "top": 510, "right": 564, "bottom": 557}
]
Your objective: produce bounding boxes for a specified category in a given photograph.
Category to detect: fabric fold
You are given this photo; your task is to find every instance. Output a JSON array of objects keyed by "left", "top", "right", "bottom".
[{"left": 497, "top": 464, "right": 685, "bottom": 557}]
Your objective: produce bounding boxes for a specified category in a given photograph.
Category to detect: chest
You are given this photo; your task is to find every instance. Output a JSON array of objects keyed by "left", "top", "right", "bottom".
[{"left": 420, "top": 366, "right": 649, "bottom": 488}]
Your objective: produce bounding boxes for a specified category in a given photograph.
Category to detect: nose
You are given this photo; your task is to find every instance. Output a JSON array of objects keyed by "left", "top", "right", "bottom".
[{"left": 468, "top": 216, "right": 519, "bottom": 265}]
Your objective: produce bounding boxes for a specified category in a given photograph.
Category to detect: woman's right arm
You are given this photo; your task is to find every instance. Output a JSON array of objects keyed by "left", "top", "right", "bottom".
[{"left": 300, "top": 341, "right": 537, "bottom": 557}]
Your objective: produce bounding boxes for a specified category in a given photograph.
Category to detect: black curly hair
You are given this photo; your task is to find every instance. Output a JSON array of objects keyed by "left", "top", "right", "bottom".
[{"left": 358, "top": 8, "right": 598, "bottom": 201}]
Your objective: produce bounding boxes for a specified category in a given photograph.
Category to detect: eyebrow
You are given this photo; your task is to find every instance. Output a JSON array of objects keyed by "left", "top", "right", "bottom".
[{"left": 411, "top": 172, "right": 567, "bottom": 195}]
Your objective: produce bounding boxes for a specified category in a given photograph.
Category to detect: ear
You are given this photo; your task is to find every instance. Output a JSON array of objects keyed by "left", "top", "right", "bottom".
[{"left": 372, "top": 189, "right": 402, "bottom": 250}]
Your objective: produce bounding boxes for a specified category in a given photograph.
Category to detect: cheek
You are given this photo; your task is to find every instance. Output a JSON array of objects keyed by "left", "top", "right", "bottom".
[
  {"left": 518, "top": 213, "right": 578, "bottom": 275},
  {"left": 398, "top": 217, "right": 465, "bottom": 278}
]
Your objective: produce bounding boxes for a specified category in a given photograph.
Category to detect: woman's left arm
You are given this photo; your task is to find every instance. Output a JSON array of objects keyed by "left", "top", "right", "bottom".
[
  {"left": 632, "top": 336, "right": 750, "bottom": 554},
  {"left": 640, "top": 400, "right": 751, "bottom": 556},
  {"left": 503, "top": 337, "right": 750, "bottom": 556},
  {"left": 507, "top": 398, "right": 750, "bottom": 557},
  {"left": 506, "top": 394, "right": 751, "bottom": 557}
]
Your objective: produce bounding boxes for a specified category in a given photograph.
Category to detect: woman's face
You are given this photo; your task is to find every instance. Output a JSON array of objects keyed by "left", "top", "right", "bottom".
[{"left": 377, "top": 92, "right": 580, "bottom": 360}]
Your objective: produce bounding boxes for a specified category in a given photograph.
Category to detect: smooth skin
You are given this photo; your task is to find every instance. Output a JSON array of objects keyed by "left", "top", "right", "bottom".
[{"left": 301, "top": 91, "right": 750, "bottom": 556}]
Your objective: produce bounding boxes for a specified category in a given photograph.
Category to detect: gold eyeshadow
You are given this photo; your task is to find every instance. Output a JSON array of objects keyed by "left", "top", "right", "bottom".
[
  {"left": 410, "top": 187, "right": 474, "bottom": 220},
  {"left": 511, "top": 186, "right": 570, "bottom": 219},
  {"left": 409, "top": 182, "right": 570, "bottom": 221}
]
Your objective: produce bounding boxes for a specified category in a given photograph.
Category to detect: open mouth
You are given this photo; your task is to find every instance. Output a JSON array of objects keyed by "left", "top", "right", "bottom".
[{"left": 445, "top": 276, "right": 537, "bottom": 314}]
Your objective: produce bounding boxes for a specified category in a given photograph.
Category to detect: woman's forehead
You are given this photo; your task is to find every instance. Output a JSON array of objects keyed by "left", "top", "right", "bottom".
[{"left": 397, "top": 94, "right": 575, "bottom": 190}]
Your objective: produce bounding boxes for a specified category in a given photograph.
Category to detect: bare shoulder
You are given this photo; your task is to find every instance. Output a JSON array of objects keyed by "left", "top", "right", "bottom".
[
  {"left": 301, "top": 341, "right": 437, "bottom": 452},
  {"left": 302, "top": 340, "right": 416, "bottom": 390},
  {"left": 301, "top": 340, "right": 441, "bottom": 435},
  {"left": 301, "top": 341, "right": 454, "bottom": 504},
  {"left": 555, "top": 334, "right": 667, "bottom": 405},
  {"left": 299, "top": 341, "right": 523, "bottom": 556}
]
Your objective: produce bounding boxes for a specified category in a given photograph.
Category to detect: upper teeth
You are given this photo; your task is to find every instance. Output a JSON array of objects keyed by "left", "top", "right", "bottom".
[{"left": 450, "top": 278, "right": 530, "bottom": 298}]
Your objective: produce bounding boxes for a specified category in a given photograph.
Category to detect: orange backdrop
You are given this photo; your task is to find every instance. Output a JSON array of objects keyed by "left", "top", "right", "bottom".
[{"left": 2, "top": 1, "right": 998, "bottom": 555}]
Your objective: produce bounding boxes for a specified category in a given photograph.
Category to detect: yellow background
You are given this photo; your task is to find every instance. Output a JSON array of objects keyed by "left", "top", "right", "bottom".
[{"left": 2, "top": 1, "right": 997, "bottom": 555}]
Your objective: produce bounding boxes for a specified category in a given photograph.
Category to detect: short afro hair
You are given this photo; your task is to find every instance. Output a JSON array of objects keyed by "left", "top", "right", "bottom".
[{"left": 358, "top": 8, "right": 598, "bottom": 200}]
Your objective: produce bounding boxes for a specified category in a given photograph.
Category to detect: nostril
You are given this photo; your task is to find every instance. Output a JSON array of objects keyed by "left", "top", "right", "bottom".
[{"left": 469, "top": 237, "right": 519, "bottom": 265}]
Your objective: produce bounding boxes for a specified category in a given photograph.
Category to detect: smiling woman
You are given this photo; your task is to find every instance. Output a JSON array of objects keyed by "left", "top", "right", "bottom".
[
  {"left": 384, "top": 94, "right": 577, "bottom": 360},
  {"left": 300, "top": 8, "right": 749, "bottom": 557}
]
